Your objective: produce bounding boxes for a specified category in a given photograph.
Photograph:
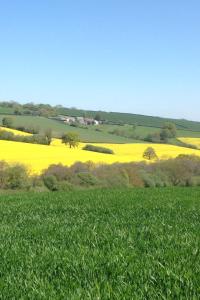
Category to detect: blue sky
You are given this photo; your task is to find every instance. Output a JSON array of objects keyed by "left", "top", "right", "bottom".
[{"left": 0, "top": 0, "right": 200, "bottom": 120}]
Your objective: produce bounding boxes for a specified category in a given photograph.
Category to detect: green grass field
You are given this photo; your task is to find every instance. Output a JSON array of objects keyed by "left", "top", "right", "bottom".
[
  {"left": 100, "top": 123, "right": 200, "bottom": 139},
  {"left": 2, "top": 104, "right": 200, "bottom": 131},
  {"left": 0, "top": 106, "right": 15, "bottom": 114},
  {"left": 1, "top": 114, "right": 200, "bottom": 144},
  {"left": 56, "top": 107, "right": 200, "bottom": 131},
  {"left": 1, "top": 104, "right": 200, "bottom": 142},
  {"left": 0, "top": 115, "right": 136, "bottom": 143},
  {"left": 0, "top": 188, "right": 199, "bottom": 299}
]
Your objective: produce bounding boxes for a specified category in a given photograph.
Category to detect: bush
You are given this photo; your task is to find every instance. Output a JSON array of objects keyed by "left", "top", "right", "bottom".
[
  {"left": 43, "top": 175, "right": 58, "bottom": 191},
  {"left": 0, "top": 154, "right": 200, "bottom": 191},
  {"left": 144, "top": 132, "right": 162, "bottom": 143},
  {"left": 76, "top": 172, "right": 99, "bottom": 187},
  {"left": 0, "top": 129, "right": 50, "bottom": 145},
  {"left": 122, "top": 163, "right": 145, "bottom": 187},
  {"left": 93, "top": 164, "right": 130, "bottom": 187},
  {"left": 5, "top": 164, "right": 30, "bottom": 189},
  {"left": 139, "top": 171, "right": 156, "bottom": 187},
  {"left": 42, "top": 164, "right": 71, "bottom": 181},
  {"left": 82, "top": 144, "right": 114, "bottom": 154},
  {"left": 57, "top": 181, "right": 74, "bottom": 191},
  {"left": 70, "top": 161, "right": 95, "bottom": 174},
  {"left": 2, "top": 117, "right": 13, "bottom": 128}
]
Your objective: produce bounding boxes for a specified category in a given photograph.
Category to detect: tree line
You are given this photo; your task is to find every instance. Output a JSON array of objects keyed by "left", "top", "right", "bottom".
[{"left": 0, "top": 154, "right": 199, "bottom": 191}]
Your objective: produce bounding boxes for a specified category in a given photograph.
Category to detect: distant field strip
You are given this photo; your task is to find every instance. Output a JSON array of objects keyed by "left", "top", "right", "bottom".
[
  {"left": 0, "top": 127, "right": 31, "bottom": 136},
  {"left": 179, "top": 137, "right": 200, "bottom": 149},
  {"left": 0, "top": 137, "right": 199, "bottom": 173}
]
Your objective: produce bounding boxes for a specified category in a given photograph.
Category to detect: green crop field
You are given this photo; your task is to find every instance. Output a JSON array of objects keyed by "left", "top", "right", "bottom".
[{"left": 0, "top": 188, "right": 199, "bottom": 299}]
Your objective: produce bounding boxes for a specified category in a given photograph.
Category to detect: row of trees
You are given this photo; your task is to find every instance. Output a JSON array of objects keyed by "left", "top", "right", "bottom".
[
  {"left": 0, "top": 129, "right": 52, "bottom": 145},
  {"left": 0, "top": 154, "right": 199, "bottom": 191},
  {"left": 39, "top": 154, "right": 200, "bottom": 190},
  {"left": 0, "top": 101, "right": 103, "bottom": 121}
]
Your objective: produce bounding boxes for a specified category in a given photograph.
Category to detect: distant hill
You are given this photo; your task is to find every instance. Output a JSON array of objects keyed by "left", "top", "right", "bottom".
[
  {"left": 0, "top": 101, "right": 200, "bottom": 144},
  {"left": 57, "top": 107, "right": 200, "bottom": 131},
  {"left": 0, "top": 101, "right": 200, "bottom": 132}
]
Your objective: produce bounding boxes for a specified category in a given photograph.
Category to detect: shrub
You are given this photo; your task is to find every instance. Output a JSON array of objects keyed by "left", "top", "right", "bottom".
[
  {"left": 57, "top": 181, "right": 74, "bottom": 191},
  {"left": 42, "top": 164, "right": 71, "bottom": 181},
  {"left": 70, "top": 161, "right": 95, "bottom": 174},
  {"left": 5, "top": 164, "right": 30, "bottom": 189},
  {"left": 139, "top": 170, "right": 156, "bottom": 187},
  {"left": 145, "top": 132, "right": 162, "bottom": 143},
  {"left": 2, "top": 117, "right": 13, "bottom": 128},
  {"left": 43, "top": 175, "right": 58, "bottom": 191},
  {"left": 0, "top": 161, "right": 9, "bottom": 188},
  {"left": 82, "top": 144, "right": 114, "bottom": 154},
  {"left": 0, "top": 130, "right": 50, "bottom": 145},
  {"left": 93, "top": 164, "right": 129, "bottom": 187},
  {"left": 122, "top": 163, "right": 145, "bottom": 187},
  {"left": 76, "top": 172, "right": 99, "bottom": 187}
]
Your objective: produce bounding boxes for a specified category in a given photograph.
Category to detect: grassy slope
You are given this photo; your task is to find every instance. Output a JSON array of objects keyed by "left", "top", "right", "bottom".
[
  {"left": 0, "top": 115, "right": 136, "bottom": 143},
  {"left": 1, "top": 108, "right": 200, "bottom": 143},
  {"left": 57, "top": 107, "right": 200, "bottom": 131},
  {"left": 0, "top": 106, "right": 15, "bottom": 114},
  {"left": 0, "top": 188, "right": 199, "bottom": 299},
  {"left": 100, "top": 124, "right": 200, "bottom": 139},
  {"left": 1, "top": 104, "right": 200, "bottom": 132},
  {"left": 1, "top": 114, "right": 199, "bottom": 143}
]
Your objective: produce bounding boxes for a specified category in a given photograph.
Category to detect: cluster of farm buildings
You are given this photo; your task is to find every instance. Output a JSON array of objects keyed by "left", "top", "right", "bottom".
[{"left": 55, "top": 115, "right": 100, "bottom": 126}]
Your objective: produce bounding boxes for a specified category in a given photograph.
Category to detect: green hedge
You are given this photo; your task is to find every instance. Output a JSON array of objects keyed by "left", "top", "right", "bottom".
[{"left": 82, "top": 144, "right": 114, "bottom": 154}]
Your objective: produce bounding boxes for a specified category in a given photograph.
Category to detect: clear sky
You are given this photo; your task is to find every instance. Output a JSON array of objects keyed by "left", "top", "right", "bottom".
[{"left": 0, "top": 0, "right": 200, "bottom": 120}]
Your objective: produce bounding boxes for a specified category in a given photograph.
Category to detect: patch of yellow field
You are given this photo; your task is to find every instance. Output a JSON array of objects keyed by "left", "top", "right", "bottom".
[
  {"left": 179, "top": 137, "right": 200, "bottom": 149},
  {"left": 0, "top": 139, "right": 199, "bottom": 174},
  {"left": 0, "top": 127, "right": 31, "bottom": 136}
]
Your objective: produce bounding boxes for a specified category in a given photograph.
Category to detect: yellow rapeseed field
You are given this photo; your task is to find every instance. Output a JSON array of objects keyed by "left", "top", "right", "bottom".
[
  {"left": 0, "top": 135, "right": 199, "bottom": 173},
  {"left": 0, "top": 127, "right": 31, "bottom": 136},
  {"left": 179, "top": 137, "right": 200, "bottom": 149}
]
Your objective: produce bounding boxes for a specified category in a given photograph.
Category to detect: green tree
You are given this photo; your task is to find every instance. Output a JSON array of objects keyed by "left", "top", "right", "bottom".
[
  {"left": 160, "top": 128, "right": 171, "bottom": 142},
  {"left": 45, "top": 128, "right": 52, "bottom": 145},
  {"left": 143, "top": 147, "right": 158, "bottom": 161},
  {"left": 39, "top": 108, "right": 50, "bottom": 117},
  {"left": 2, "top": 117, "right": 13, "bottom": 128},
  {"left": 61, "top": 132, "right": 80, "bottom": 148},
  {"left": 94, "top": 113, "right": 101, "bottom": 121},
  {"left": 5, "top": 164, "right": 30, "bottom": 189},
  {"left": 163, "top": 122, "right": 177, "bottom": 138},
  {"left": 14, "top": 106, "right": 22, "bottom": 115}
]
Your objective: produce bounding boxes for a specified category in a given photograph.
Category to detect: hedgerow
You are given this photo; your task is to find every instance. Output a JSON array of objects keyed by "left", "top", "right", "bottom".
[
  {"left": 82, "top": 144, "right": 114, "bottom": 154},
  {"left": 1, "top": 154, "right": 200, "bottom": 191}
]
